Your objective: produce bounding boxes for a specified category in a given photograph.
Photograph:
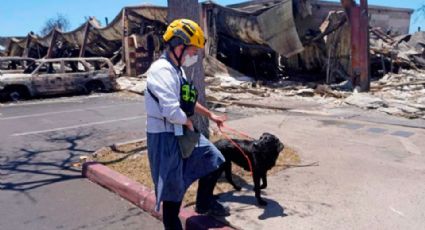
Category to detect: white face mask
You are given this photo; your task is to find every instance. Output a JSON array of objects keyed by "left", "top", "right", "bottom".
[{"left": 182, "top": 54, "right": 198, "bottom": 67}]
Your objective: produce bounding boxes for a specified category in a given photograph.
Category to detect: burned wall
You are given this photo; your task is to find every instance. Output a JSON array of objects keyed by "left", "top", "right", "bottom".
[
  {"left": 310, "top": 1, "right": 413, "bottom": 35},
  {"left": 204, "top": 0, "right": 304, "bottom": 80}
]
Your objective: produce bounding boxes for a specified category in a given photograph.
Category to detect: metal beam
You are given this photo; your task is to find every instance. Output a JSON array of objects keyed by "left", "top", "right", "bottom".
[
  {"left": 46, "top": 29, "right": 59, "bottom": 58},
  {"left": 6, "top": 39, "right": 13, "bottom": 56},
  {"left": 22, "top": 34, "right": 32, "bottom": 58},
  {"left": 79, "top": 21, "right": 91, "bottom": 57}
]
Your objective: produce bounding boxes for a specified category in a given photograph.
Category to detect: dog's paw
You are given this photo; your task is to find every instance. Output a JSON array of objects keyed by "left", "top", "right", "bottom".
[
  {"left": 259, "top": 184, "right": 267, "bottom": 189},
  {"left": 258, "top": 199, "right": 268, "bottom": 206}
]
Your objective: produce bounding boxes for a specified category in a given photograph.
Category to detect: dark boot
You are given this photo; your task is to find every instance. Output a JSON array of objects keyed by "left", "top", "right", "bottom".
[
  {"left": 195, "top": 167, "right": 230, "bottom": 216},
  {"left": 163, "top": 200, "right": 183, "bottom": 230}
]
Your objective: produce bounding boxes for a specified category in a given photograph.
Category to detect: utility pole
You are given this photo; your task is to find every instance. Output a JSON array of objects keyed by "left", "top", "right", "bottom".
[{"left": 167, "top": 0, "right": 210, "bottom": 137}]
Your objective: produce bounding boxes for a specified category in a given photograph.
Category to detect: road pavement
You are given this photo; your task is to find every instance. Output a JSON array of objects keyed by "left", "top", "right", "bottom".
[{"left": 0, "top": 93, "right": 162, "bottom": 230}]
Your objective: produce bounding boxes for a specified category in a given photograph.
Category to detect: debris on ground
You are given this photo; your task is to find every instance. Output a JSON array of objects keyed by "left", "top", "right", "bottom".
[
  {"left": 370, "top": 31, "right": 425, "bottom": 71},
  {"left": 116, "top": 76, "right": 146, "bottom": 95},
  {"left": 115, "top": 59, "right": 424, "bottom": 120},
  {"left": 344, "top": 93, "right": 388, "bottom": 109},
  {"left": 371, "top": 69, "right": 425, "bottom": 119}
]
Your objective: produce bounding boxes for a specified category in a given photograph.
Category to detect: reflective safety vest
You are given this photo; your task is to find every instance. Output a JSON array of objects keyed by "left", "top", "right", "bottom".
[
  {"left": 179, "top": 76, "right": 198, "bottom": 117},
  {"left": 148, "top": 76, "right": 197, "bottom": 117}
]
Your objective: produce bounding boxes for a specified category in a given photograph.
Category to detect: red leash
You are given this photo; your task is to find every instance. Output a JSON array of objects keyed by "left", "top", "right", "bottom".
[
  {"left": 220, "top": 124, "right": 254, "bottom": 140},
  {"left": 218, "top": 124, "right": 254, "bottom": 176}
]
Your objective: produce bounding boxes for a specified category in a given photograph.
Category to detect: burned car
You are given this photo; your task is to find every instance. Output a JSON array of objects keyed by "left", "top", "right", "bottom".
[
  {"left": 0, "top": 57, "right": 117, "bottom": 101},
  {"left": 0, "top": 57, "right": 36, "bottom": 74}
]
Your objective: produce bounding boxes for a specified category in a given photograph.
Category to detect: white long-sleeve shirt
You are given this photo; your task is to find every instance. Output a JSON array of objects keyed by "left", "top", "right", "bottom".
[{"left": 145, "top": 57, "right": 188, "bottom": 133}]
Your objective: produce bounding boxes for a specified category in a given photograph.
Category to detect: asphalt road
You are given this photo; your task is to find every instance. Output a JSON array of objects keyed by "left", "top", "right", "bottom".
[
  {"left": 0, "top": 93, "right": 162, "bottom": 230},
  {"left": 2, "top": 92, "right": 423, "bottom": 230}
]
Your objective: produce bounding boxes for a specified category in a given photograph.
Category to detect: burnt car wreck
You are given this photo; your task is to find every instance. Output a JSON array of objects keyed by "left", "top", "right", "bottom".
[
  {"left": 0, "top": 57, "right": 117, "bottom": 101},
  {"left": 0, "top": 57, "right": 36, "bottom": 74}
]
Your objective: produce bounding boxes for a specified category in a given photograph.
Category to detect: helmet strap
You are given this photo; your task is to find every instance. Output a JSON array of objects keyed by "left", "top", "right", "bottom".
[{"left": 171, "top": 44, "right": 187, "bottom": 68}]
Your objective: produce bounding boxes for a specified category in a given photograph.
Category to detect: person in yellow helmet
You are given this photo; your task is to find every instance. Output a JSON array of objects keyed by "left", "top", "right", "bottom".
[{"left": 145, "top": 19, "right": 229, "bottom": 229}]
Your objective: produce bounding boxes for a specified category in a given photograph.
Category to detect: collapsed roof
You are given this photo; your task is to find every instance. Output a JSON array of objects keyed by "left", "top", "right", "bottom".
[
  {"left": 6, "top": 6, "right": 167, "bottom": 59},
  {"left": 5, "top": 1, "right": 306, "bottom": 58}
]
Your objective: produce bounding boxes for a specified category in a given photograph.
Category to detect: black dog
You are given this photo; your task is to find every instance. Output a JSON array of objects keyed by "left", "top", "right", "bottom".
[{"left": 214, "top": 133, "right": 284, "bottom": 206}]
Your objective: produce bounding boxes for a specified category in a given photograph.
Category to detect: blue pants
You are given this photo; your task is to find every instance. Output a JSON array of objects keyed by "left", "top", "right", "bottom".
[{"left": 147, "top": 132, "right": 225, "bottom": 211}]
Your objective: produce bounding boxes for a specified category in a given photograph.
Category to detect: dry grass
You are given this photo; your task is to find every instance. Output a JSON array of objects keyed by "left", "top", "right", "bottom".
[{"left": 89, "top": 134, "right": 300, "bottom": 207}]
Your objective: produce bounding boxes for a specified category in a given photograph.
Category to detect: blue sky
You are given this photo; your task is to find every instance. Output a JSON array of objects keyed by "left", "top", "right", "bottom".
[{"left": 0, "top": 0, "right": 424, "bottom": 37}]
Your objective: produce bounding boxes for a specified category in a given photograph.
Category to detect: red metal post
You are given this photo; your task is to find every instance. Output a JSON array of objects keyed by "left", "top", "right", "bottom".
[
  {"left": 350, "top": 6, "right": 361, "bottom": 88},
  {"left": 341, "top": 0, "right": 370, "bottom": 92}
]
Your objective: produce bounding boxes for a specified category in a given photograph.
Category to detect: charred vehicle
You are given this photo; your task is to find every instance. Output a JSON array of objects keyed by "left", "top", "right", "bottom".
[
  {"left": 0, "top": 57, "right": 117, "bottom": 101},
  {"left": 0, "top": 57, "right": 36, "bottom": 74}
]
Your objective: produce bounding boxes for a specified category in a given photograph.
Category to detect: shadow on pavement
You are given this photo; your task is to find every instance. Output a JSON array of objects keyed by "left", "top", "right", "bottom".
[
  {"left": 185, "top": 214, "right": 232, "bottom": 230},
  {"left": 217, "top": 190, "right": 287, "bottom": 220},
  {"left": 0, "top": 131, "right": 94, "bottom": 192}
]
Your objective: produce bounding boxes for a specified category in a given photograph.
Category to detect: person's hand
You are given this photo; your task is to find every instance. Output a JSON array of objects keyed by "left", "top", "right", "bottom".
[
  {"left": 210, "top": 113, "right": 227, "bottom": 128},
  {"left": 185, "top": 118, "right": 194, "bottom": 131}
]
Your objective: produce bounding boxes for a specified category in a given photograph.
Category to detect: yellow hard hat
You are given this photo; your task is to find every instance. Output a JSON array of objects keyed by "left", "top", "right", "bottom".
[{"left": 163, "top": 19, "right": 206, "bottom": 49}]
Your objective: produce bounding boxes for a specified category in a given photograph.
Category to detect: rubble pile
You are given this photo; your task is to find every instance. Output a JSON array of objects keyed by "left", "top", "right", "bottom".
[
  {"left": 205, "top": 76, "right": 267, "bottom": 102},
  {"left": 204, "top": 60, "right": 425, "bottom": 120},
  {"left": 204, "top": 55, "right": 269, "bottom": 102},
  {"left": 371, "top": 69, "right": 425, "bottom": 119},
  {"left": 370, "top": 31, "right": 425, "bottom": 73},
  {"left": 116, "top": 67, "right": 424, "bottom": 120},
  {"left": 116, "top": 76, "right": 146, "bottom": 95}
]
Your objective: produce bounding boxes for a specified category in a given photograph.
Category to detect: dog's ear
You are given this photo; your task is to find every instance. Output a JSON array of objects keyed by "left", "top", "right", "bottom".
[{"left": 277, "top": 142, "right": 284, "bottom": 153}]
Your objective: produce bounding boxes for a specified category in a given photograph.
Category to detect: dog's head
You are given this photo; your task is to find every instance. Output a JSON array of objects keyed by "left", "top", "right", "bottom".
[{"left": 253, "top": 132, "right": 284, "bottom": 155}]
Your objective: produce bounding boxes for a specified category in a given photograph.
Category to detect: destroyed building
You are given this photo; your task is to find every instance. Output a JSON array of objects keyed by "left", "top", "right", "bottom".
[
  {"left": 203, "top": 0, "right": 416, "bottom": 83},
  {"left": 2, "top": 0, "right": 419, "bottom": 83},
  {"left": 3, "top": 6, "right": 168, "bottom": 77}
]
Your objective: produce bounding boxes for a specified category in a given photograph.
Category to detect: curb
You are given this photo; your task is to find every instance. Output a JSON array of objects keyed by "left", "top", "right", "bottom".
[
  {"left": 82, "top": 161, "right": 234, "bottom": 230},
  {"left": 110, "top": 138, "right": 147, "bottom": 153}
]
